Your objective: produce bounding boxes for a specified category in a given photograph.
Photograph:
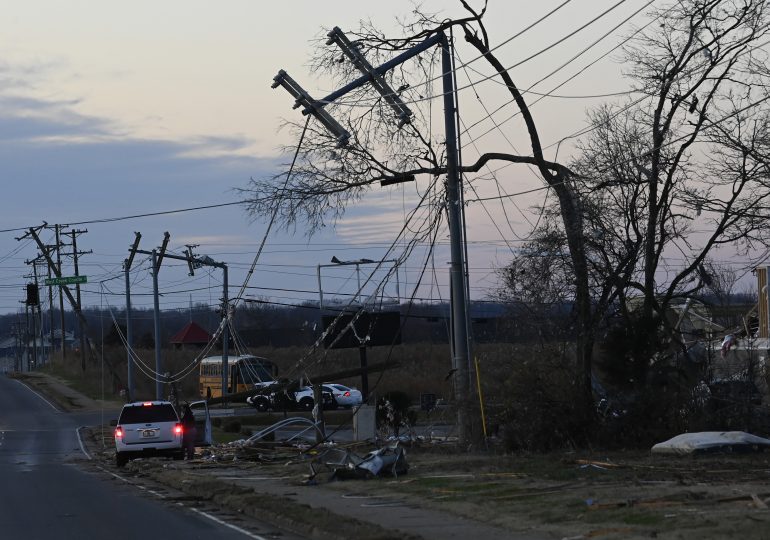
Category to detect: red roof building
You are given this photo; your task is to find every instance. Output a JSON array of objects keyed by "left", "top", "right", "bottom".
[{"left": 169, "top": 322, "right": 211, "bottom": 349}]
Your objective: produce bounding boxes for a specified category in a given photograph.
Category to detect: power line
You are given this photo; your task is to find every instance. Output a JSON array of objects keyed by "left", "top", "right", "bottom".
[
  {"left": 324, "top": 0, "right": 637, "bottom": 109},
  {"left": 458, "top": 0, "right": 660, "bottom": 143},
  {"left": 0, "top": 201, "right": 249, "bottom": 236}
]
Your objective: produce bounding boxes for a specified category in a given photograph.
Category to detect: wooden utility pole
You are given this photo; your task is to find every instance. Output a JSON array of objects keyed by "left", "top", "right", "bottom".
[
  {"left": 152, "top": 232, "right": 170, "bottom": 400},
  {"left": 30, "top": 262, "right": 40, "bottom": 368},
  {"left": 46, "top": 256, "right": 54, "bottom": 362},
  {"left": 54, "top": 224, "right": 66, "bottom": 358},
  {"left": 124, "top": 232, "right": 142, "bottom": 402},
  {"left": 23, "top": 257, "right": 43, "bottom": 369},
  {"left": 67, "top": 229, "right": 91, "bottom": 371}
]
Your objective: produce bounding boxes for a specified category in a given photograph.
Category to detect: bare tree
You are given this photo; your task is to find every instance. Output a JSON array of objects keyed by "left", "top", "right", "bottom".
[
  {"left": 241, "top": 2, "right": 595, "bottom": 422},
  {"left": 574, "top": 0, "right": 769, "bottom": 336},
  {"left": 242, "top": 1, "right": 770, "bottom": 429},
  {"left": 499, "top": 1, "right": 770, "bottom": 396}
]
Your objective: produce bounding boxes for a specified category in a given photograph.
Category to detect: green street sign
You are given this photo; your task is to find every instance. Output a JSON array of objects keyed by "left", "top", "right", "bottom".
[{"left": 44, "top": 275, "right": 87, "bottom": 286}]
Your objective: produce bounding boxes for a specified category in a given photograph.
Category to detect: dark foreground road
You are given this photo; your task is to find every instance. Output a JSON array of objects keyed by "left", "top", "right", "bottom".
[{"left": 0, "top": 374, "right": 285, "bottom": 540}]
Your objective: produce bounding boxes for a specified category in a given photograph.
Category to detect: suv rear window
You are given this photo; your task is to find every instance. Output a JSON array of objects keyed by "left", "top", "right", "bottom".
[{"left": 119, "top": 404, "right": 178, "bottom": 424}]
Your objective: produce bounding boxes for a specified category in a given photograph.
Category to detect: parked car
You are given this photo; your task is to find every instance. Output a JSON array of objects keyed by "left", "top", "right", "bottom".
[
  {"left": 294, "top": 386, "right": 337, "bottom": 410},
  {"left": 113, "top": 401, "right": 184, "bottom": 467},
  {"left": 246, "top": 392, "right": 272, "bottom": 412},
  {"left": 294, "top": 383, "right": 363, "bottom": 410},
  {"left": 246, "top": 384, "right": 334, "bottom": 412},
  {"left": 323, "top": 383, "right": 363, "bottom": 408}
]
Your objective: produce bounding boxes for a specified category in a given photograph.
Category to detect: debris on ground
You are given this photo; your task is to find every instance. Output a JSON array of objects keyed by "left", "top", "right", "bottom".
[
  {"left": 310, "top": 443, "right": 408, "bottom": 481},
  {"left": 651, "top": 431, "right": 770, "bottom": 455}
]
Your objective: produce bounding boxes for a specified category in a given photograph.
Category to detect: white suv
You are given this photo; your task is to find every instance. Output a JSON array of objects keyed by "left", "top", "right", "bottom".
[{"left": 114, "top": 401, "right": 184, "bottom": 467}]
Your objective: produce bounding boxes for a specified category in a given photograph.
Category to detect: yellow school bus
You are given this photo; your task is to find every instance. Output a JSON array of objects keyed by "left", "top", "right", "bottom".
[{"left": 199, "top": 355, "right": 277, "bottom": 399}]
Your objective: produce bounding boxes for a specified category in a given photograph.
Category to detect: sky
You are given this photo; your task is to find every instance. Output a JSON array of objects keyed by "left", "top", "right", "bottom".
[{"left": 0, "top": 0, "right": 704, "bottom": 322}]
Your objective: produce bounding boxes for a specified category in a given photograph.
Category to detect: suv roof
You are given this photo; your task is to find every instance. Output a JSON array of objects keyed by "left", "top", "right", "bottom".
[{"left": 118, "top": 401, "right": 179, "bottom": 424}]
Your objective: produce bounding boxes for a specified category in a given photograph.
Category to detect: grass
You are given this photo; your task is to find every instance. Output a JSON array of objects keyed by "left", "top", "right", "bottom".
[
  {"left": 40, "top": 359, "right": 115, "bottom": 401},
  {"left": 622, "top": 512, "right": 666, "bottom": 526},
  {"left": 41, "top": 341, "right": 567, "bottom": 423}
]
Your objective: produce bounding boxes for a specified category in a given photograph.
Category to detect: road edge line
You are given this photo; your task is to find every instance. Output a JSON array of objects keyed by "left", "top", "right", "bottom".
[
  {"left": 95, "top": 463, "right": 267, "bottom": 540},
  {"left": 76, "top": 426, "right": 92, "bottom": 460},
  {"left": 13, "top": 378, "right": 61, "bottom": 412},
  {"left": 187, "top": 506, "right": 270, "bottom": 540}
]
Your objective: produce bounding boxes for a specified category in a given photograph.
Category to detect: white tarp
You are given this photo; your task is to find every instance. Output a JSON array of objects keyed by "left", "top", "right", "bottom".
[{"left": 652, "top": 431, "right": 770, "bottom": 455}]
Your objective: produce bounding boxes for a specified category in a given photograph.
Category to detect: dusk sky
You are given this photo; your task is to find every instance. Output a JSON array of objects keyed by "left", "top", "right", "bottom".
[{"left": 1, "top": 0, "right": 716, "bottom": 319}]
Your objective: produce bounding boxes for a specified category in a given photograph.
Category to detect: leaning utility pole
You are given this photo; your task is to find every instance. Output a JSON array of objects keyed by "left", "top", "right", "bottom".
[
  {"left": 67, "top": 228, "right": 92, "bottom": 371},
  {"left": 272, "top": 28, "right": 472, "bottom": 444},
  {"left": 21, "top": 225, "right": 123, "bottom": 388},
  {"left": 124, "top": 232, "right": 142, "bottom": 402},
  {"left": 54, "top": 224, "right": 66, "bottom": 358},
  {"left": 30, "top": 262, "right": 41, "bottom": 368},
  {"left": 46, "top": 253, "right": 54, "bottom": 363},
  {"left": 152, "top": 232, "right": 170, "bottom": 401}
]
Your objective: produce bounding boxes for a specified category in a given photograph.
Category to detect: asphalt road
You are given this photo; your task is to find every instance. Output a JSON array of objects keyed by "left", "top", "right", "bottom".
[{"left": 0, "top": 374, "right": 283, "bottom": 540}]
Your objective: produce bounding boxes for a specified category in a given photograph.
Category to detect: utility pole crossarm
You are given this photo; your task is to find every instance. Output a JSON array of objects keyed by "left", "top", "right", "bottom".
[
  {"left": 271, "top": 70, "right": 351, "bottom": 146},
  {"left": 326, "top": 27, "right": 412, "bottom": 127},
  {"left": 183, "top": 244, "right": 200, "bottom": 276},
  {"left": 315, "top": 31, "right": 443, "bottom": 108},
  {"left": 134, "top": 249, "right": 226, "bottom": 269}
]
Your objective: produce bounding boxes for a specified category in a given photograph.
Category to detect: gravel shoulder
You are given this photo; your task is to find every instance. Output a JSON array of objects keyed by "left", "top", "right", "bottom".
[{"left": 10, "top": 371, "right": 122, "bottom": 412}]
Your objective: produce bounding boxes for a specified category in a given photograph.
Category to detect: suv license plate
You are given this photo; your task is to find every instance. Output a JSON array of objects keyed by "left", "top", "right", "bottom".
[{"left": 142, "top": 430, "right": 157, "bottom": 438}]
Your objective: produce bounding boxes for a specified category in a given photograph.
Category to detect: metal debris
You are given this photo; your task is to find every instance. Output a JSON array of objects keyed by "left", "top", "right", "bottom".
[{"left": 310, "top": 443, "right": 408, "bottom": 480}]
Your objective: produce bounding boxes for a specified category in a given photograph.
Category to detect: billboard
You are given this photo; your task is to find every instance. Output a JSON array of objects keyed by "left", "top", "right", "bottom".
[{"left": 321, "top": 311, "right": 401, "bottom": 349}]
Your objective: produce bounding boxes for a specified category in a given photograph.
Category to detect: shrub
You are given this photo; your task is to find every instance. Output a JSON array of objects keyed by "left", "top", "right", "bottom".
[
  {"left": 494, "top": 353, "right": 592, "bottom": 452},
  {"left": 376, "top": 391, "right": 417, "bottom": 437}
]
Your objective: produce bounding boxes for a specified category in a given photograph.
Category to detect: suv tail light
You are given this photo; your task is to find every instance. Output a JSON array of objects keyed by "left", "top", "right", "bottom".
[
  {"left": 115, "top": 426, "right": 123, "bottom": 438},
  {"left": 174, "top": 423, "right": 183, "bottom": 436}
]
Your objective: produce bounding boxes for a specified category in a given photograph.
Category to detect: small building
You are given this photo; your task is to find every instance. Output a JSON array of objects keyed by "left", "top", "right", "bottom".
[{"left": 169, "top": 321, "right": 211, "bottom": 349}]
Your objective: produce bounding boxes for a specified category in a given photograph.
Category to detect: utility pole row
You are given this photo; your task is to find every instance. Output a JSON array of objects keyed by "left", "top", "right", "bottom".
[
  {"left": 16, "top": 224, "right": 122, "bottom": 389},
  {"left": 128, "top": 232, "right": 229, "bottom": 402}
]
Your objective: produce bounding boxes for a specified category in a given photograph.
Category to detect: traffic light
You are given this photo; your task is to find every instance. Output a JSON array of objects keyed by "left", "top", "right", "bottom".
[{"left": 26, "top": 283, "right": 39, "bottom": 306}]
